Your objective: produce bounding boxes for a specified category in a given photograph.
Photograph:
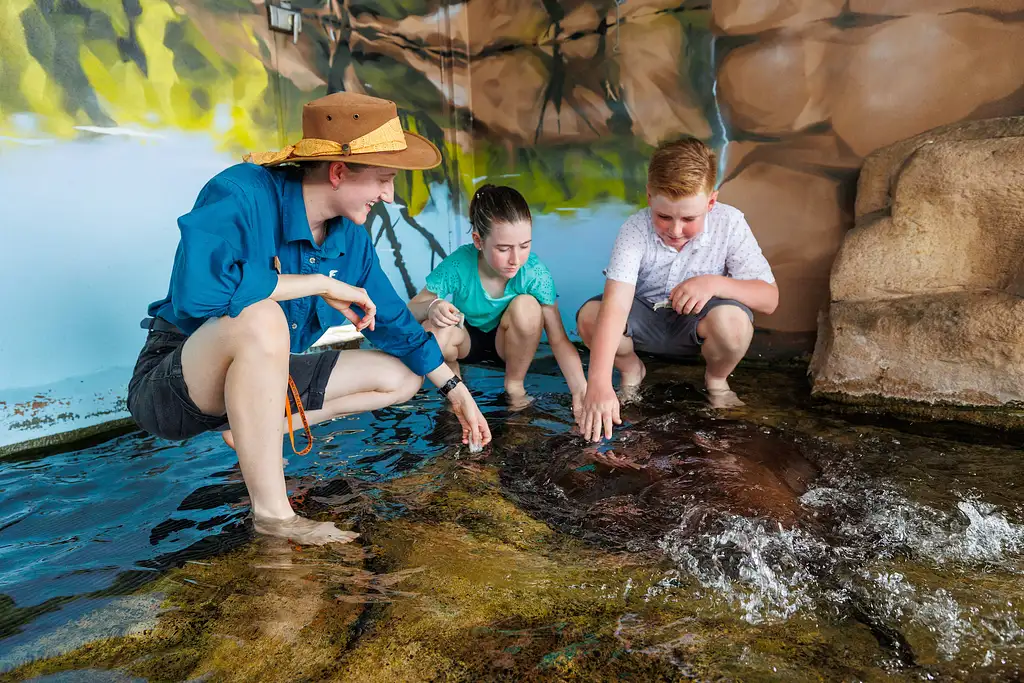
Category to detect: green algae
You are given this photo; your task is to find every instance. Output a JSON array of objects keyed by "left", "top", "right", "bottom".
[
  {"left": 1, "top": 447, "right": 890, "bottom": 683},
  {"left": 4, "top": 362, "right": 1022, "bottom": 682}
]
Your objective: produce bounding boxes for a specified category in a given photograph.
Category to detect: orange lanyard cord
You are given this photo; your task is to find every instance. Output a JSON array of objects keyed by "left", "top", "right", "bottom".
[{"left": 284, "top": 374, "right": 313, "bottom": 456}]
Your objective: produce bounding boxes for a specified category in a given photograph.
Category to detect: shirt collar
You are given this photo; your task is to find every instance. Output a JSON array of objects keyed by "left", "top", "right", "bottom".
[
  {"left": 320, "top": 217, "right": 350, "bottom": 259},
  {"left": 281, "top": 172, "right": 346, "bottom": 258}
]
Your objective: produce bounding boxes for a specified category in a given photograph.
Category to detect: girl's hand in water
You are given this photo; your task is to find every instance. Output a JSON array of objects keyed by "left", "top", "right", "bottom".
[
  {"left": 446, "top": 382, "right": 492, "bottom": 449},
  {"left": 580, "top": 382, "right": 621, "bottom": 442},
  {"left": 428, "top": 299, "right": 463, "bottom": 328},
  {"left": 571, "top": 388, "right": 586, "bottom": 426}
]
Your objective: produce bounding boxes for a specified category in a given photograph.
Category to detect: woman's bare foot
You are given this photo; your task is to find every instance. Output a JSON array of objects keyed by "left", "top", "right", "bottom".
[
  {"left": 222, "top": 429, "right": 235, "bottom": 450},
  {"left": 705, "top": 374, "right": 745, "bottom": 409},
  {"left": 253, "top": 514, "right": 359, "bottom": 545}
]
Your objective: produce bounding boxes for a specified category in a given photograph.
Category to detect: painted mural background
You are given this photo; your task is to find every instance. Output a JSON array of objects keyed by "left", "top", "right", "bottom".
[{"left": 2, "top": 0, "right": 1023, "bottom": 451}]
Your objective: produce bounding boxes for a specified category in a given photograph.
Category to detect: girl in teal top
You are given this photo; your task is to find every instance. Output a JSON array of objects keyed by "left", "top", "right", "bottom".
[{"left": 409, "top": 185, "right": 587, "bottom": 415}]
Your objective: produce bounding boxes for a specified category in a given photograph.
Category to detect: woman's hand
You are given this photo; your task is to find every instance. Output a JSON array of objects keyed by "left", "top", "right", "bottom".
[
  {"left": 321, "top": 279, "right": 376, "bottom": 331},
  {"left": 571, "top": 386, "right": 586, "bottom": 427},
  {"left": 446, "top": 383, "right": 491, "bottom": 448}
]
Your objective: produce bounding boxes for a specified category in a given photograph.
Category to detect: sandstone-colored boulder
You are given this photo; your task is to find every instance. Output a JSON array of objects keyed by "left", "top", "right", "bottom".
[
  {"left": 722, "top": 135, "right": 861, "bottom": 181},
  {"left": 717, "top": 14, "right": 1024, "bottom": 156},
  {"left": 716, "top": 31, "right": 836, "bottom": 134},
  {"left": 855, "top": 116, "right": 1024, "bottom": 217},
  {"left": 811, "top": 292, "right": 1024, "bottom": 406},
  {"left": 811, "top": 126, "right": 1024, "bottom": 407},
  {"left": 717, "top": 161, "right": 848, "bottom": 332},
  {"left": 560, "top": 2, "right": 602, "bottom": 37},
  {"left": 560, "top": 32, "right": 601, "bottom": 61},
  {"left": 831, "top": 137, "right": 1024, "bottom": 301},
  {"left": 712, "top": 0, "right": 844, "bottom": 35},
  {"left": 349, "top": 0, "right": 552, "bottom": 56},
  {"left": 607, "top": 0, "right": 698, "bottom": 25},
  {"left": 850, "top": 0, "right": 1024, "bottom": 16},
  {"left": 470, "top": 49, "right": 614, "bottom": 145}
]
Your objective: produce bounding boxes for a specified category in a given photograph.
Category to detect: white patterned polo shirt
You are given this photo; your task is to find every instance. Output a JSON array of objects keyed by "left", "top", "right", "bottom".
[{"left": 604, "top": 203, "right": 775, "bottom": 305}]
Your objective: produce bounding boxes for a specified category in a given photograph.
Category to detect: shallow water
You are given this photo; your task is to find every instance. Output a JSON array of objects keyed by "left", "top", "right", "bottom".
[{"left": 2, "top": 356, "right": 1023, "bottom": 680}]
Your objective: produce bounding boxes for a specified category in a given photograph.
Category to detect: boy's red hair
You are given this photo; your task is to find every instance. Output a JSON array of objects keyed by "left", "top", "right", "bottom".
[{"left": 647, "top": 137, "right": 717, "bottom": 199}]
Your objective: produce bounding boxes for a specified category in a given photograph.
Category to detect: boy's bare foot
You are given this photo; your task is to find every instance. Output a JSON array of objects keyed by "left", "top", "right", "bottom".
[
  {"left": 253, "top": 514, "right": 359, "bottom": 545},
  {"left": 618, "top": 357, "right": 647, "bottom": 404},
  {"left": 705, "top": 375, "right": 745, "bottom": 409}
]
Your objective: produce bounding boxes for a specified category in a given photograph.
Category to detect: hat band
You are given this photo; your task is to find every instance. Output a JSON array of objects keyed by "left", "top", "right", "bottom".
[{"left": 244, "top": 116, "right": 408, "bottom": 166}]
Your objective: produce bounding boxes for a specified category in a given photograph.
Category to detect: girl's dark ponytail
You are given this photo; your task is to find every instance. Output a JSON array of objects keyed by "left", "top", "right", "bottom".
[{"left": 469, "top": 185, "right": 531, "bottom": 239}]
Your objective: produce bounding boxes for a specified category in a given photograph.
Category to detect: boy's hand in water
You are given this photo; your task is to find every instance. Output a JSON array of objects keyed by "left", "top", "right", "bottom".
[
  {"left": 447, "top": 382, "right": 492, "bottom": 449},
  {"left": 428, "top": 299, "right": 463, "bottom": 328},
  {"left": 580, "top": 382, "right": 621, "bottom": 442}
]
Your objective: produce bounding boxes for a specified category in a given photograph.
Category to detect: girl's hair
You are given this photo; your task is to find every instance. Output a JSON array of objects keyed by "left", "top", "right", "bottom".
[{"left": 469, "top": 184, "right": 531, "bottom": 240}]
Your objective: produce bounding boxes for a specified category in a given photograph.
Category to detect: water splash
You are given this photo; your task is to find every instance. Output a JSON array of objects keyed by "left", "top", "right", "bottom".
[
  {"left": 659, "top": 511, "right": 823, "bottom": 623},
  {"left": 658, "top": 476, "right": 1024, "bottom": 668}
]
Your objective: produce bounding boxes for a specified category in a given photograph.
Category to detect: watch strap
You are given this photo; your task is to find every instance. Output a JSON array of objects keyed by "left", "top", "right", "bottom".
[{"left": 438, "top": 375, "right": 463, "bottom": 398}]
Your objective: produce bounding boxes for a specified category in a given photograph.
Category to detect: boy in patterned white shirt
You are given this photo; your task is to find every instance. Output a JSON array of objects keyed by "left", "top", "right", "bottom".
[{"left": 576, "top": 137, "right": 778, "bottom": 442}]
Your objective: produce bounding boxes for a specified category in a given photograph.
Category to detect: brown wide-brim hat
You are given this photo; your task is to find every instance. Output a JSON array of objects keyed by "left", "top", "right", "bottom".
[{"left": 243, "top": 92, "right": 441, "bottom": 171}]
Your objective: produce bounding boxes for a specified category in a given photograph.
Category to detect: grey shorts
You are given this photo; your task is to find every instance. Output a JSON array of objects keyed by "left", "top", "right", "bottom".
[
  {"left": 577, "top": 295, "right": 753, "bottom": 358},
  {"left": 127, "top": 320, "right": 340, "bottom": 442}
]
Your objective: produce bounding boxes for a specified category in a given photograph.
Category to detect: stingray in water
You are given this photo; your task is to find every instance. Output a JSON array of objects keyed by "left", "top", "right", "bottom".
[
  {"left": 500, "top": 412, "right": 820, "bottom": 550},
  {"left": 498, "top": 409, "right": 916, "bottom": 667}
]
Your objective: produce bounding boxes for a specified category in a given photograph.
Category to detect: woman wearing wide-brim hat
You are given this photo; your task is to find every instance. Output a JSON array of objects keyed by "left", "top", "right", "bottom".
[{"left": 128, "top": 92, "right": 492, "bottom": 545}]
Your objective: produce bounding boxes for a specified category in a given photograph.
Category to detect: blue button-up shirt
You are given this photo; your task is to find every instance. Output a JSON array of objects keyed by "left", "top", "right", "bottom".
[{"left": 148, "top": 163, "right": 445, "bottom": 376}]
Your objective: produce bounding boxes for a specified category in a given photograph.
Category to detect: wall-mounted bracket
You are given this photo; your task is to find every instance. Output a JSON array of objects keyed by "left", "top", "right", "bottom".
[{"left": 268, "top": 1, "right": 302, "bottom": 44}]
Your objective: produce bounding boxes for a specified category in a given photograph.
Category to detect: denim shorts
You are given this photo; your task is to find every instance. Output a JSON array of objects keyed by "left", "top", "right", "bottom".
[
  {"left": 577, "top": 295, "right": 753, "bottom": 358},
  {"left": 127, "top": 321, "right": 340, "bottom": 441}
]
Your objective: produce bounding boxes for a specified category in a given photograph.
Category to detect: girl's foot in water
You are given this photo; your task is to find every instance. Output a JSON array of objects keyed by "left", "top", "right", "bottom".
[
  {"left": 252, "top": 513, "right": 359, "bottom": 545},
  {"left": 504, "top": 381, "right": 535, "bottom": 412}
]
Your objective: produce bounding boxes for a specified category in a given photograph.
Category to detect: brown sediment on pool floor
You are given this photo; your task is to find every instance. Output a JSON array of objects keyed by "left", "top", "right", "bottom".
[{"left": 4, "top": 364, "right": 1022, "bottom": 682}]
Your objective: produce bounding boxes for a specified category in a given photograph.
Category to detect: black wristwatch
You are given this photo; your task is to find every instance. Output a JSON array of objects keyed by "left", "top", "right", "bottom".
[{"left": 438, "top": 375, "right": 463, "bottom": 398}]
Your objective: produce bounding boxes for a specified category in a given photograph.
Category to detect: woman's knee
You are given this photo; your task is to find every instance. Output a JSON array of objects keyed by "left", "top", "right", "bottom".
[
  {"left": 226, "top": 300, "right": 289, "bottom": 357},
  {"left": 504, "top": 295, "right": 543, "bottom": 333},
  {"left": 390, "top": 366, "right": 424, "bottom": 403}
]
